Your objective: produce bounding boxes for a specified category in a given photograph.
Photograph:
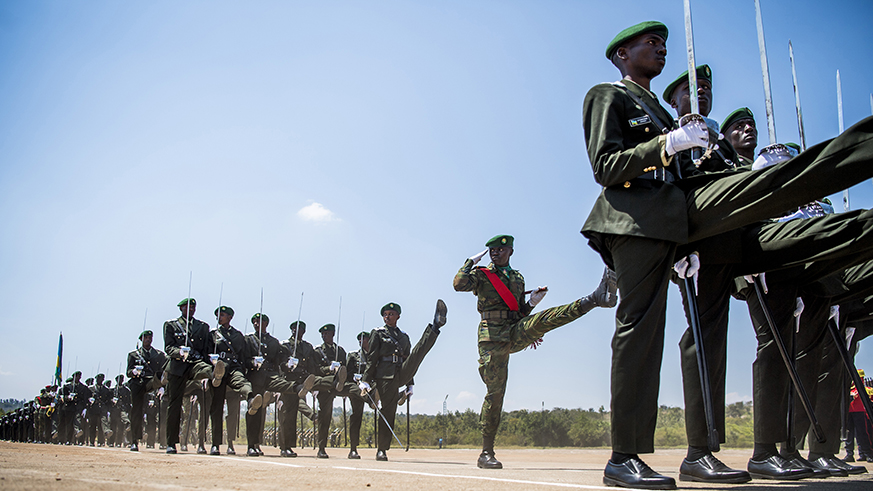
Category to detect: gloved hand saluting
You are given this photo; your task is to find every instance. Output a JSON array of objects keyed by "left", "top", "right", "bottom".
[{"left": 469, "top": 249, "right": 489, "bottom": 265}]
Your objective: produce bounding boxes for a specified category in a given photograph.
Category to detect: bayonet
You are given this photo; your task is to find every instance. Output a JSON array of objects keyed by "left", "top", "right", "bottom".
[
  {"left": 837, "top": 70, "right": 849, "bottom": 211},
  {"left": 788, "top": 41, "right": 806, "bottom": 151},
  {"left": 754, "top": 0, "right": 777, "bottom": 145}
]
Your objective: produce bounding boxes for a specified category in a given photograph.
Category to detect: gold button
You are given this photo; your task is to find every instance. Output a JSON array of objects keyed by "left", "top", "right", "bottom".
[
  {"left": 623, "top": 181, "right": 631, "bottom": 188},
  {"left": 645, "top": 127, "right": 650, "bottom": 132}
]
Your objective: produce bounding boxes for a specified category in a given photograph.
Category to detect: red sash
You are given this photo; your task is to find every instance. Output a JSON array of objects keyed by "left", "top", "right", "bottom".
[{"left": 477, "top": 267, "right": 519, "bottom": 311}]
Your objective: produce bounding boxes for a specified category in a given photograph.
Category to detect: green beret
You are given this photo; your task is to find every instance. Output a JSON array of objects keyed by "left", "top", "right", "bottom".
[
  {"left": 96, "top": 373, "right": 105, "bottom": 379},
  {"left": 214, "top": 305, "right": 234, "bottom": 317},
  {"left": 381, "top": 303, "right": 401, "bottom": 315},
  {"left": 319, "top": 323, "right": 336, "bottom": 333},
  {"left": 251, "top": 313, "right": 270, "bottom": 325},
  {"left": 115, "top": 374, "right": 124, "bottom": 381},
  {"left": 485, "top": 234, "right": 514, "bottom": 249},
  {"left": 177, "top": 298, "right": 197, "bottom": 307},
  {"left": 605, "top": 21, "right": 668, "bottom": 60},
  {"left": 65, "top": 377, "right": 72, "bottom": 383},
  {"left": 785, "top": 142, "right": 802, "bottom": 153},
  {"left": 720, "top": 107, "right": 755, "bottom": 133},
  {"left": 357, "top": 331, "right": 369, "bottom": 341},
  {"left": 662, "top": 64, "right": 712, "bottom": 102},
  {"left": 72, "top": 371, "right": 81, "bottom": 377},
  {"left": 85, "top": 378, "right": 94, "bottom": 385},
  {"left": 139, "top": 330, "right": 153, "bottom": 340},
  {"left": 289, "top": 320, "right": 306, "bottom": 331}
]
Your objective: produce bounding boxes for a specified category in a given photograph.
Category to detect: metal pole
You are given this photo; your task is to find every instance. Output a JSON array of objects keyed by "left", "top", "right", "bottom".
[
  {"left": 406, "top": 398, "right": 410, "bottom": 451},
  {"left": 754, "top": 0, "right": 777, "bottom": 145},
  {"left": 685, "top": 277, "right": 720, "bottom": 451},
  {"left": 752, "top": 277, "right": 825, "bottom": 442}
]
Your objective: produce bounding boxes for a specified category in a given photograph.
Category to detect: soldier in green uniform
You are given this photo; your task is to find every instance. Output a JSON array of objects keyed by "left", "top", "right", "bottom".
[
  {"left": 312, "top": 323, "right": 348, "bottom": 458},
  {"left": 721, "top": 108, "right": 757, "bottom": 166},
  {"left": 361, "top": 299, "right": 446, "bottom": 461},
  {"left": 126, "top": 330, "right": 166, "bottom": 451},
  {"left": 278, "top": 320, "right": 320, "bottom": 457},
  {"left": 109, "top": 374, "right": 131, "bottom": 447},
  {"left": 207, "top": 305, "right": 262, "bottom": 455},
  {"left": 583, "top": 21, "right": 873, "bottom": 489},
  {"left": 162, "top": 297, "right": 220, "bottom": 454},
  {"left": 345, "top": 331, "right": 370, "bottom": 459},
  {"left": 90, "top": 373, "right": 113, "bottom": 446},
  {"left": 454, "top": 234, "right": 617, "bottom": 469}
]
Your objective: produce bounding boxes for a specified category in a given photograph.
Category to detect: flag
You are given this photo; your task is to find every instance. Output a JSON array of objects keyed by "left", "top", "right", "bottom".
[{"left": 54, "top": 332, "right": 63, "bottom": 386}]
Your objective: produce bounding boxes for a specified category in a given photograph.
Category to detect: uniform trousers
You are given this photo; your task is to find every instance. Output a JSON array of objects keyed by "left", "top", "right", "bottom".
[
  {"left": 165, "top": 360, "right": 212, "bottom": 447},
  {"left": 478, "top": 297, "right": 590, "bottom": 440},
  {"left": 128, "top": 376, "right": 161, "bottom": 442},
  {"left": 602, "top": 116, "right": 873, "bottom": 454},
  {"left": 375, "top": 325, "right": 439, "bottom": 452},
  {"left": 209, "top": 367, "right": 252, "bottom": 446},
  {"left": 247, "top": 371, "right": 295, "bottom": 448}
]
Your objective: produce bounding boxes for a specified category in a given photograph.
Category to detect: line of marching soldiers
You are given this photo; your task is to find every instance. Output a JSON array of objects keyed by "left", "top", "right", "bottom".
[{"left": 2, "top": 297, "right": 446, "bottom": 462}]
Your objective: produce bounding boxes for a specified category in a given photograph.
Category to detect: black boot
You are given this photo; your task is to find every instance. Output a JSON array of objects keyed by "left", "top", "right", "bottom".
[{"left": 477, "top": 435, "right": 502, "bottom": 469}]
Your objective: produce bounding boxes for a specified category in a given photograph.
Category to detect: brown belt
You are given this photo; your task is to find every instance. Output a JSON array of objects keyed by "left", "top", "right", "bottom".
[{"left": 481, "top": 310, "right": 520, "bottom": 321}]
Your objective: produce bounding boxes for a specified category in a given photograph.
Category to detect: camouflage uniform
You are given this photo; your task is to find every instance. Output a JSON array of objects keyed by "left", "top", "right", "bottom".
[{"left": 453, "top": 258, "right": 594, "bottom": 441}]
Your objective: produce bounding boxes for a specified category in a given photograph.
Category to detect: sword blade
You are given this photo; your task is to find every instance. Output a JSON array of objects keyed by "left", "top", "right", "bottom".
[
  {"left": 788, "top": 41, "right": 806, "bottom": 151},
  {"left": 754, "top": 0, "right": 777, "bottom": 145},
  {"left": 683, "top": 0, "right": 699, "bottom": 115},
  {"left": 837, "top": 70, "right": 849, "bottom": 211}
]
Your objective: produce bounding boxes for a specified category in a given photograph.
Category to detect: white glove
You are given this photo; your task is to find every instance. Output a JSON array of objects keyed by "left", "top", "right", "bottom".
[
  {"left": 830, "top": 305, "right": 840, "bottom": 322},
  {"left": 406, "top": 385, "right": 414, "bottom": 398},
  {"left": 743, "top": 272, "right": 768, "bottom": 293},
  {"left": 469, "top": 249, "right": 488, "bottom": 264},
  {"left": 358, "top": 381, "right": 371, "bottom": 394},
  {"left": 180, "top": 346, "right": 191, "bottom": 361},
  {"left": 330, "top": 361, "right": 341, "bottom": 373},
  {"left": 794, "top": 297, "right": 805, "bottom": 318},
  {"left": 529, "top": 286, "right": 548, "bottom": 307},
  {"left": 82, "top": 409, "right": 87, "bottom": 418},
  {"left": 157, "top": 387, "right": 164, "bottom": 398},
  {"left": 666, "top": 120, "right": 708, "bottom": 155},
  {"left": 276, "top": 400, "right": 283, "bottom": 411},
  {"left": 673, "top": 254, "right": 700, "bottom": 294}
]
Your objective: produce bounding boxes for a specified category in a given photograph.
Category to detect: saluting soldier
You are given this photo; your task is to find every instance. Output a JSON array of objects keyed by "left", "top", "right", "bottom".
[
  {"left": 207, "top": 305, "right": 262, "bottom": 455},
  {"left": 582, "top": 21, "right": 873, "bottom": 489},
  {"left": 361, "top": 299, "right": 446, "bottom": 461},
  {"left": 454, "top": 234, "right": 617, "bottom": 469},
  {"left": 163, "top": 297, "right": 220, "bottom": 454},
  {"left": 126, "top": 329, "right": 167, "bottom": 451}
]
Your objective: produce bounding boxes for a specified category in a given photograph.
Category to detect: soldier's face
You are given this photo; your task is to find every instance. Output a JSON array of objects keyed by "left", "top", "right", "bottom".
[
  {"left": 180, "top": 304, "right": 195, "bottom": 318},
  {"left": 253, "top": 319, "right": 268, "bottom": 333},
  {"left": 361, "top": 336, "right": 370, "bottom": 352},
  {"left": 670, "top": 79, "right": 712, "bottom": 117},
  {"left": 141, "top": 334, "right": 153, "bottom": 349},
  {"left": 217, "top": 311, "right": 232, "bottom": 326},
  {"left": 618, "top": 33, "right": 666, "bottom": 78},
  {"left": 321, "top": 330, "right": 334, "bottom": 344},
  {"left": 383, "top": 310, "right": 400, "bottom": 328},
  {"left": 489, "top": 246, "right": 512, "bottom": 267},
  {"left": 726, "top": 118, "right": 757, "bottom": 154}
]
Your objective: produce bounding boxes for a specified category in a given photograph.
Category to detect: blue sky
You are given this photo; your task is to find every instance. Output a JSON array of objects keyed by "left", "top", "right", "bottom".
[{"left": 1, "top": 1, "right": 872, "bottom": 417}]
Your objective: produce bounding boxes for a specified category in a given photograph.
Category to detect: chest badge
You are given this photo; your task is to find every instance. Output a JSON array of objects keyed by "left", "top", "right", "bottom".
[{"left": 628, "top": 115, "right": 652, "bottom": 127}]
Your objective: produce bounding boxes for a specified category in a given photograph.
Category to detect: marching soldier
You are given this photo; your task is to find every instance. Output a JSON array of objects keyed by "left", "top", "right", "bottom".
[
  {"left": 163, "top": 297, "right": 220, "bottom": 454},
  {"left": 109, "top": 374, "right": 131, "bottom": 447},
  {"left": 312, "top": 323, "right": 348, "bottom": 458},
  {"left": 89, "top": 373, "right": 113, "bottom": 446},
  {"left": 207, "top": 305, "right": 262, "bottom": 455},
  {"left": 244, "top": 313, "right": 293, "bottom": 456},
  {"left": 126, "top": 329, "right": 167, "bottom": 451},
  {"left": 361, "top": 299, "right": 446, "bottom": 461},
  {"left": 345, "top": 331, "right": 371, "bottom": 459},
  {"left": 278, "top": 320, "right": 320, "bottom": 457},
  {"left": 582, "top": 21, "right": 873, "bottom": 489},
  {"left": 454, "top": 235, "right": 617, "bottom": 469}
]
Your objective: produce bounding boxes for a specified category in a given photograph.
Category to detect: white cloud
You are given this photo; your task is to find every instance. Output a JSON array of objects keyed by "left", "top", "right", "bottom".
[{"left": 297, "top": 202, "right": 339, "bottom": 222}]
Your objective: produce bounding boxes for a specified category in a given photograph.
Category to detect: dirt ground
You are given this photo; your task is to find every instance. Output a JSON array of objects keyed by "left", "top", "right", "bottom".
[{"left": 1, "top": 442, "right": 872, "bottom": 490}]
